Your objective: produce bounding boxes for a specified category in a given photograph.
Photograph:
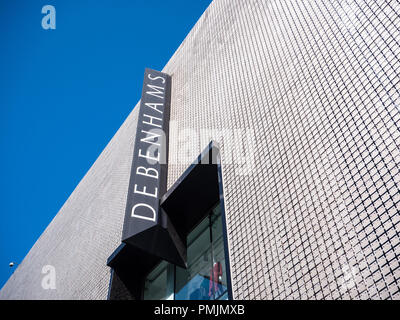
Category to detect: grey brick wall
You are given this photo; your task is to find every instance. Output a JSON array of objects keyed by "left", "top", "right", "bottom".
[
  {"left": 1, "top": 0, "right": 400, "bottom": 299},
  {"left": 163, "top": 0, "right": 400, "bottom": 299}
]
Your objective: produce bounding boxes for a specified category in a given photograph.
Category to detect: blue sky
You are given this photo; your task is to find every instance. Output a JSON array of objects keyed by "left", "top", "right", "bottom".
[{"left": 0, "top": 0, "right": 212, "bottom": 290}]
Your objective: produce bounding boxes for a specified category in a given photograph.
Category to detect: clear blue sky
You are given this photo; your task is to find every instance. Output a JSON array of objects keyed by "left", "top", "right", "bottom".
[{"left": 0, "top": 0, "right": 212, "bottom": 290}]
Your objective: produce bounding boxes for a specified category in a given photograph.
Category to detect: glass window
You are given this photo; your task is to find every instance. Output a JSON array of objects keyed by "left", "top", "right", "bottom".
[
  {"left": 175, "top": 216, "right": 213, "bottom": 300},
  {"left": 143, "top": 260, "right": 174, "bottom": 300},
  {"left": 209, "top": 203, "right": 228, "bottom": 300},
  {"left": 143, "top": 201, "right": 229, "bottom": 300}
]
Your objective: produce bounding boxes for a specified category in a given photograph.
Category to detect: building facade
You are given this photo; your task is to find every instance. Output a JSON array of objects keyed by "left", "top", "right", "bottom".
[{"left": 1, "top": 0, "right": 400, "bottom": 299}]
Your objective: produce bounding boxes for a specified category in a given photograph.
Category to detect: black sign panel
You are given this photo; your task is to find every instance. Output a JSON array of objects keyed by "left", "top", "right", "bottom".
[
  {"left": 122, "top": 68, "right": 171, "bottom": 242},
  {"left": 121, "top": 69, "right": 186, "bottom": 267}
]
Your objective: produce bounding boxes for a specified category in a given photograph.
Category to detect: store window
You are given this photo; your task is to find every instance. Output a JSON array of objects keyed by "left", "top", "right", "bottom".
[
  {"left": 143, "top": 261, "right": 174, "bottom": 300},
  {"left": 107, "top": 142, "right": 230, "bottom": 300},
  {"left": 143, "top": 202, "right": 229, "bottom": 300}
]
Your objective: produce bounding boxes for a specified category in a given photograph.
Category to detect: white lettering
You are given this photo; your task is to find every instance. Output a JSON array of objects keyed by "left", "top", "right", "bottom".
[
  {"left": 134, "top": 184, "right": 158, "bottom": 198},
  {"left": 131, "top": 203, "right": 156, "bottom": 222},
  {"left": 143, "top": 114, "right": 163, "bottom": 128},
  {"left": 136, "top": 166, "right": 158, "bottom": 179},
  {"left": 145, "top": 102, "right": 164, "bottom": 114},
  {"left": 146, "top": 84, "right": 165, "bottom": 99},
  {"left": 138, "top": 148, "right": 160, "bottom": 163},
  {"left": 140, "top": 130, "right": 161, "bottom": 146},
  {"left": 148, "top": 73, "right": 166, "bottom": 84}
]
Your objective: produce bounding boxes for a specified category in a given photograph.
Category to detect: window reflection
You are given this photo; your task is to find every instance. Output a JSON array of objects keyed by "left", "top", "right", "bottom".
[
  {"left": 143, "top": 261, "right": 174, "bottom": 300},
  {"left": 144, "top": 202, "right": 229, "bottom": 300},
  {"left": 175, "top": 216, "right": 212, "bottom": 300},
  {"left": 210, "top": 203, "right": 228, "bottom": 299},
  {"left": 175, "top": 203, "right": 228, "bottom": 300}
]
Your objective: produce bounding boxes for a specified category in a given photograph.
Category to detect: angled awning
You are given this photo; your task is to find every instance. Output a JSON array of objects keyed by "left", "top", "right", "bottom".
[
  {"left": 107, "top": 141, "right": 222, "bottom": 299},
  {"left": 161, "top": 141, "right": 221, "bottom": 241}
]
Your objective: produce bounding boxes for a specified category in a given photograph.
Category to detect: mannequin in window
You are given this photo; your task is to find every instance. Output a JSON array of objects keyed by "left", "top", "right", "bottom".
[{"left": 209, "top": 261, "right": 223, "bottom": 298}]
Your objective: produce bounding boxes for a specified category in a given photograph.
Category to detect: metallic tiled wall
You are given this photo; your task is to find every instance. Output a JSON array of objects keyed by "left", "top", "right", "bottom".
[
  {"left": 1, "top": 0, "right": 399, "bottom": 299},
  {"left": 164, "top": 0, "right": 400, "bottom": 299}
]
